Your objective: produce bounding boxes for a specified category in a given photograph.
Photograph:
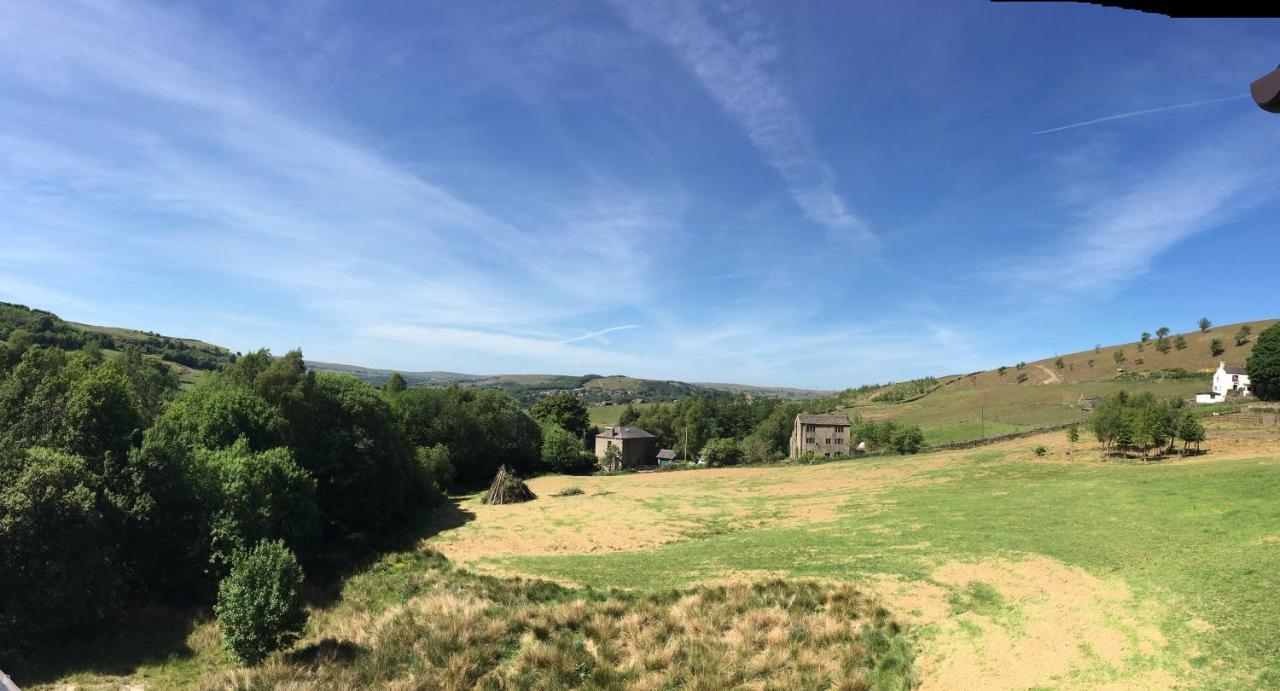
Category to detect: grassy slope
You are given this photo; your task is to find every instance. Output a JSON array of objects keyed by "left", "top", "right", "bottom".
[
  {"left": 587, "top": 402, "right": 659, "bottom": 427},
  {"left": 844, "top": 318, "right": 1277, "bottom": 445},
  {"left": 69, "top": 322, "right": 232, "bottom": 355}
]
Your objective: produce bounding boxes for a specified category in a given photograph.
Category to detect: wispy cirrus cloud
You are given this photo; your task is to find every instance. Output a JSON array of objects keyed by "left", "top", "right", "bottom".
[
  {"left": 613, "top": 1, "right": 875, "bottom": 246},
  {"left": 994, "top": 126, "right": 1278, "bottom": 296},
  {"left": 0, "top": 0, "right": 674, "bottom": 351}
]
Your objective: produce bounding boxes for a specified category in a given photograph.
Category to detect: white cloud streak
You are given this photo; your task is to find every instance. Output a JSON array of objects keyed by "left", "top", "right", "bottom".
[
  {"left": 1032, "top": 95, "right": 1248, "bottom": 135},
  {"left": 996, "top": 128, "right": 1276, "bottom": 295},
  {"left": 0, "top": 1, "right": 674, "bottom": 351},
  {"left": 614, "top": 1, "right": 875, "bottom": 246},
  {"left": 560, "top": 324, "right": 642, "bottom": 344}
]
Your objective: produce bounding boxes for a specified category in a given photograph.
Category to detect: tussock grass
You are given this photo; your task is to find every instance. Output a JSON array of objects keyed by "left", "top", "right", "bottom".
[{"left": 203, "top": 550, "right": 917, "bottom": 690}]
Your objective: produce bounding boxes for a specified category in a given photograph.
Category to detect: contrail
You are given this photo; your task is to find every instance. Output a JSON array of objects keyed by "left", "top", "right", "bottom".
[
  {"left": 560, "top": 324, "right": 641, "bottom": 344},
  {"left": 1033, "top": 94, "right": 1248, "bottom": 135}
]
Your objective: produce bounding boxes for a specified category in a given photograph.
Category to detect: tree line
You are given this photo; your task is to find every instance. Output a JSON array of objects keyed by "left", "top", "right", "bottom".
[
  {"left": 617, "top": 394, "right": 925, "bottom": 465},
  {"left": 0, "top": 342, "right": 550, "bottom": 667}
]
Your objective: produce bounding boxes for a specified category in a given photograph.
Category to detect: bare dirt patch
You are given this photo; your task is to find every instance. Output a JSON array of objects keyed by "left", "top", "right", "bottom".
[{"left": 872, "top": 556, "right": 1176, "bottom": 690}]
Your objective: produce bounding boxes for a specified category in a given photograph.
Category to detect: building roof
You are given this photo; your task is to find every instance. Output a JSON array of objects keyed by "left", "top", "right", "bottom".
[
  {"left": 599, "top": 425, "right": 656, "bottom": 440},
  {"left": 1224, "top": 365, "right": 1248, "bottom": 375},
  {"left": 796, "top": 413, "right": 851, "bottom": 426},
  {"left": 657, "top": 449, "right": 677, "bottom": 460}
]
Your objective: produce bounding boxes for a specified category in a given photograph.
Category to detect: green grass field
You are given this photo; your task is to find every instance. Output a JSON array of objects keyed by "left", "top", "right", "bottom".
[
  {"left": 848, "top": 378, "right": 1207, "bottom": 446},
  {"left": 588, "top": 402, "right": 654, "bottom": 427}
]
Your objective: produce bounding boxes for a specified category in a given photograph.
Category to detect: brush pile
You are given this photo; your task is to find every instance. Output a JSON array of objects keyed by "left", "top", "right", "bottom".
[{"left": 482, "top": 465, "right": 536, "bottom": 505}]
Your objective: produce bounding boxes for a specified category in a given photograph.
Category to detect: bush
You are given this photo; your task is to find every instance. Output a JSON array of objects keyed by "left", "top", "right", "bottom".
[
  {"left": 553, "top": 486, "right": 585, "bottom": 497},
  {"left": 700, "top": 437, "right": 743, "bottom": 467},
  {"left": 214, "top": 539, "right": 307, "bottom": 665},
  {"left": 889, "top": 425, "right": 925, "bottom": 454},
  {"left": 1033, "top": 446, "right": 1047, "bottom": 456},
  {"left": 740, "top": 434, "right": 779, "bottom": 464}
]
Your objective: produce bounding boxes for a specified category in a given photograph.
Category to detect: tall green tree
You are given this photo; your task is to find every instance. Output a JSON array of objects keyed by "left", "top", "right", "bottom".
[
  {"left": 382, "top": 372, "right": 407, "bottom": 393},
  {"left": 1198, "top": 318, "right": 1211, "bottom": 333},
  {"left": 1246, "top": 323, "right": 1280, "bottom": 400},
  {"left": 528, "top": 392, "right": 590, "bottom": 440},
  {"left": 393, "top": 385, "right": 541, "bottom": 486},
  {"left": 0, "top": 448, "right": 121, "bottom": 643},
  {"left": 1177, "top": 410, "right": 1206, "bottom": 455},
  {"left": 201, "top": 442, "right": 320, "bottom": 574},
  {"left": 540, "top": 424, "right": 593, "bottom": 474}
]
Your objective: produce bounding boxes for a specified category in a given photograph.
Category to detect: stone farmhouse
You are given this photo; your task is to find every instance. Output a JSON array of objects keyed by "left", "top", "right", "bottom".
[
  {"left": 594, "top": 426, "right": 658, "bottom": 469},
  {"left": 789, "top": 413, "right": 851, "bottom": 458}
]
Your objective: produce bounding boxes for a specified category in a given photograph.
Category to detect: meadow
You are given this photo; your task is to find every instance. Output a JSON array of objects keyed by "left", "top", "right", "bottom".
[
  {"left": 36, "top": 419, "right": 1280, "bottom": 689},
  {"left": 848, "top": 378, "right": 1208, "bottom": 446}
]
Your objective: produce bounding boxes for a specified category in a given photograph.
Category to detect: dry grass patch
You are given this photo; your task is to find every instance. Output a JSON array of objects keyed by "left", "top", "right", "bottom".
[
  {"left": 872, "top": 556, "right": 1174, "bottom": 690},
  {"left": 200, "top": 550, "right": 917, "bottom": 690}
]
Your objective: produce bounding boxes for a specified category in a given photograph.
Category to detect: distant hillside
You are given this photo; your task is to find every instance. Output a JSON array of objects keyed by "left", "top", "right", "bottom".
[
  {"left": 954, "top": 318, "right": 1277, "bottom": 390},
  {"left": 304, "top": 362, "right": 825, "bottom": 406},
  {"left": 0, "top": 302, "right": 235, "bottom": 379},
  {"left": 840, "top": 318, "right": 1278, "bottom": 447},
  {"left": 696, "top": 381, "right": 832, "bottom": 400}
]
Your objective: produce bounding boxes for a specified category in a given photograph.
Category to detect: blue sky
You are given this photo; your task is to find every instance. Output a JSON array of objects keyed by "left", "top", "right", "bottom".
[{"left": 1, "top": 1, "right": 1277, "bottom": 389}]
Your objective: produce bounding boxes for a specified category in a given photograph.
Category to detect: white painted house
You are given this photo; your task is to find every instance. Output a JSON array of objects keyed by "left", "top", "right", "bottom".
[
  {"left": 1213, "top": 362, "right": 1251, "bottom": 396},
  {"left": 1196, "top": 362, "right": 1251, "bottom": 404}
]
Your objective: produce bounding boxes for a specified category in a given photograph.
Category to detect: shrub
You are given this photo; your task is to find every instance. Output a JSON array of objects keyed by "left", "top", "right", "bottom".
[
  {"left": 214, "top": 539, "right": 307, "bottom": 665},
  {"left": 1033, "top": 445, "right": 1047, "bottom": 456},
  {"left": 553, "top": 486, "right": 585, "bottom": 497},
  {"left": 889, "top": 425, "right": 925, "bottom": 454},
  {"left": 1235, "top": 325, "right": 1252, "bottom": 347},
  {"left": 1016, "top": 373, "right": 1028, "bottom": 383},
  {"left": 740, "top": 433, "right": 779, "bottom": 464},
  {"left": 700, "top": 437, "right": 743, "bottom": 467}
]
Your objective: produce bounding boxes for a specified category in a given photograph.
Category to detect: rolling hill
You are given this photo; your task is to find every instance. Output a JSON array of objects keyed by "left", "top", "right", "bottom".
[
  {"left": 0, "top": 302, "right": 235, "bottom": 385},
  {"left": 840, "top": 318, "right": 1277, "bottom": 445},
  {"left": 303, "top": 363, "right": 825, "bottom": 406}
]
